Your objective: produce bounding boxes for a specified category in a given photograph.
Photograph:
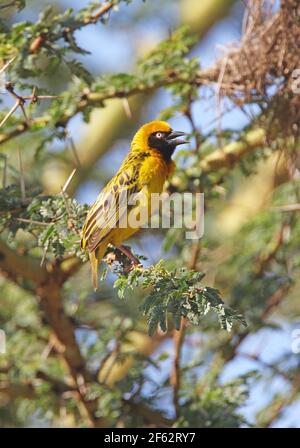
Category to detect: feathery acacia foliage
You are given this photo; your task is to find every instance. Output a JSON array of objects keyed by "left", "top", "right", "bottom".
[{"left": 0, "top": 0, "right": 300, "bottom": 429}]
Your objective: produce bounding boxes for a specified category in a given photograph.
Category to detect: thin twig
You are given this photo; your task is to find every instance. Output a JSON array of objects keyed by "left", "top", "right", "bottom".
[
  {"left": 0, "top": 82, "right": 57, "bottom": 129},
  {"left": 19, "top": 101, "right": 29, "bottom": 124},
  {"left": 170, "top": 317, "right": 186, "bottom": 419},
  {"left": 6, "top": 82, "right": 29, "bottom": 124},
  {"left": 169, "top": 240, "right": 202, "bottom": 418},
  {"left": 255, "top": 221, "right": 288, "bottom": 276},
  {"left": 88, "top": 1, "right": 116, "bottom": 22},
  {"left": 184, "top": 103, "right": 202, "bottom": 152},
  {"left": 16, "top": 218, "right": 49, "bottom": 226}
]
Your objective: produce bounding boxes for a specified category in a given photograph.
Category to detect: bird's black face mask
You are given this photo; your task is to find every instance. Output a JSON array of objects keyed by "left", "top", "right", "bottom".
[{"left": 148, "top": 130, "right": 188, "bottom": 160}]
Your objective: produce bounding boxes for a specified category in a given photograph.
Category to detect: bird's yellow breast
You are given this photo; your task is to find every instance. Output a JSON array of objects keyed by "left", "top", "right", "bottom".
[{"left": 138, "top": 150, "right": 175, "bottom": 193}]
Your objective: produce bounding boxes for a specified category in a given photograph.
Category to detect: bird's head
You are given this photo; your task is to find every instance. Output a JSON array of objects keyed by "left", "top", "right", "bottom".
[{"left": 132, "top": 120, "right": 188, "bottom": 160}]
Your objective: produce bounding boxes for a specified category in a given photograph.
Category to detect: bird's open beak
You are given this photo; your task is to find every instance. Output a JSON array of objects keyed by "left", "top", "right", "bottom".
[{"left": 166, "top": 130, "right": 188, "bottom": 146}]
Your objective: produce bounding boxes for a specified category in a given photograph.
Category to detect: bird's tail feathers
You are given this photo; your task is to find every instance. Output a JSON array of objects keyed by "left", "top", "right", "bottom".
[{"left": 89, "top": 243, "right": 108, "bottom": 291}]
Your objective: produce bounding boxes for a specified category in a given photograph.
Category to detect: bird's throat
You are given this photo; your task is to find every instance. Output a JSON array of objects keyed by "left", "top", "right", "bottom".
[{"left": 149, "top": 142, "right": 175, "bottom": 161}]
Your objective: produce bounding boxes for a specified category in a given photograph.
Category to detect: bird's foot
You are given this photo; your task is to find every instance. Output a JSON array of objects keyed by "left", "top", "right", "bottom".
[{"left": 116, "top": 244, "right": 141, "bottom": 268}]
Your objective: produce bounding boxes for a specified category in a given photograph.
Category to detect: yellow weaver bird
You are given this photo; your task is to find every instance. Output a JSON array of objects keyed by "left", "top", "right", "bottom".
[{"left": 81, "top": 120, "right": 187, "bottom": 289}]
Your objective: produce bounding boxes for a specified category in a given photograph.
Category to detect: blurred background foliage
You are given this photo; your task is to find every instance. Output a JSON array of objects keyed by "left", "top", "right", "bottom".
[{"left": 0, "top": 0, "right": 300, "bottom": 428}]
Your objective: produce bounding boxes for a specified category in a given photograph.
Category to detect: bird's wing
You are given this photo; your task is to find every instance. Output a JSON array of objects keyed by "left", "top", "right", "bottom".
[{"left": 82, "top": 154, "right": 147, "bottom": 253}]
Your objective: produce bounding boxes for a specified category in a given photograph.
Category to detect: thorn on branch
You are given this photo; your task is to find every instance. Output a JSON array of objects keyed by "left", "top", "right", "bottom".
[
  {"left": 61, "top": 168, "right": 77, "bottom": 194},
  {"left": 0, "top": 101, "right": 19, "bottom": 129},
  {"left": 0, "top": 56, "right": 16, "bottom": 75},
  {"left": 122, "top": 98, "right": 132, "bottom": 119}
]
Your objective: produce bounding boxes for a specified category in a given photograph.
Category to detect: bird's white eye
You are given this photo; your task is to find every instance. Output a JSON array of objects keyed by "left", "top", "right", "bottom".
[{"left": 156, "top": 132, "right": 163, "bottom": 139}]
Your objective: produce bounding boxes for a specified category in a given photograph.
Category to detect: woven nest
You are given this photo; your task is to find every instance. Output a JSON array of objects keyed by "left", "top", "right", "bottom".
[{"left": 205, "top": 0, "right": 300, "bottom": 138}]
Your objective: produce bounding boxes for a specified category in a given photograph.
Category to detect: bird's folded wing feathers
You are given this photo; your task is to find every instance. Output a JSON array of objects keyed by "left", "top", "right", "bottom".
[{"left": 81, "top": 166, "right": 143, "bottom": 253}]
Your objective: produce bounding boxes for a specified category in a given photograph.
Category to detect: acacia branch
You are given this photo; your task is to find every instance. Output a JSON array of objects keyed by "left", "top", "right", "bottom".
[
  {"left": 0, "top": 74, "right": 204, "bottom": 147},
  {"left": 0, "top": 239, "right": 48, "bottom": 285},
  {"left": 0, "top": 382, "right": 36, "bottom": 400},
  {"left": 0, "top": 372, "right": 74, "bottom": 402},
  {"left": 170, "top": 318, "right": 186, "bottom": 419},
  {"left": 0, "top": 1, "right": 18, "bottom": 10},
  {"left": 199, "top": 128, "right": 266, "bottom": 173},
  {"left": 28, "top": 1, "right": 117, "bottom": 54},
  {"left": 85, "top": 1, "right": 116, "bottom": 24}
]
